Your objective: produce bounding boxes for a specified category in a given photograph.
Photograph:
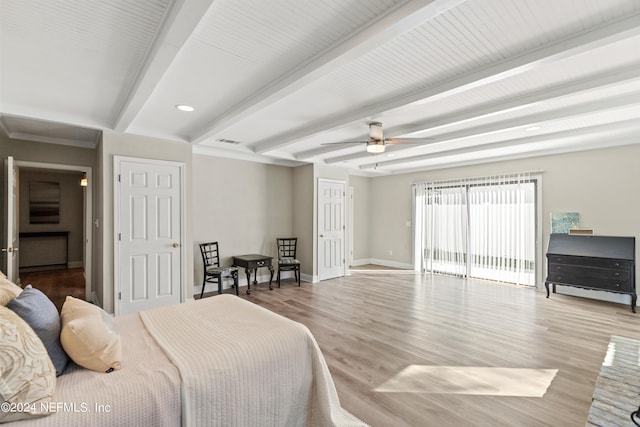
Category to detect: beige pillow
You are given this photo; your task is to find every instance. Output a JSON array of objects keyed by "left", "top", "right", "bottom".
[
  {"left": 60, "top": 296, "right": 122, "bottom": 373},
  {"left": 0, "top": 276, "right": 22, "bottom": 306},
  {"left": 0, "top": 305, "right": 56, "bottom": 423}
]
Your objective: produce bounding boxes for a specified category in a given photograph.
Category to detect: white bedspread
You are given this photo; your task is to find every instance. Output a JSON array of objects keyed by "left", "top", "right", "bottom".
[
  {"left": 139, "top": 294, "right": 366, "bottom": 427},
  {"left": 6, "top": 313, "right": 182, "bottom": 427}
]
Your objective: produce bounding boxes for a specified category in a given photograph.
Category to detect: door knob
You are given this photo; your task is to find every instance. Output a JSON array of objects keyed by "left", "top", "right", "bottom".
[
  {"left": 320, "top": 234, "right": 324, "bottom": 238},
  {"left": 173, "top": 243, "right": 180, "bottom": 248}
]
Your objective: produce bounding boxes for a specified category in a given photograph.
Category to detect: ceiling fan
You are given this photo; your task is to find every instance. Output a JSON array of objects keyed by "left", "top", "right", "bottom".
[{"left": 321, "top": 121, "right": 433, "bottom": 154}]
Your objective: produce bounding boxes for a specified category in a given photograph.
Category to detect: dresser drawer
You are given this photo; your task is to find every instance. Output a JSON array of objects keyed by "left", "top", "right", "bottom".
[
  {"left": 548, "top": 263, "right": 630, "bottom": 280},
  {"left": 547, "top": 255, "right": 632, "bottom": 270},
  {"left": 547, "top": 272, "right": 632, "bottom": 292}
]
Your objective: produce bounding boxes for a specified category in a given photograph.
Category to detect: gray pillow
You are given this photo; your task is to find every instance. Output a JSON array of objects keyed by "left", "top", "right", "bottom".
[{"left": 7, "top": 285, "right": 69, "bottom": 376}]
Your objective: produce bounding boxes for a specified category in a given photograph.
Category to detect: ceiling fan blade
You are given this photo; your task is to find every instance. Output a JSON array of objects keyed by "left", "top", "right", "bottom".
[
  {"left": 386, "top": 137, "right": 434, "bottom": 145},
  {"left": 320, "top": 140, "right": 368, "bottom": 146}
]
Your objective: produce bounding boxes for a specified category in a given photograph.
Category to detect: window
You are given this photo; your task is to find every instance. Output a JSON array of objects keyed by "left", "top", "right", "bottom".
[{"left": 414, "top": 173, "right": 538, "bottom": 286}]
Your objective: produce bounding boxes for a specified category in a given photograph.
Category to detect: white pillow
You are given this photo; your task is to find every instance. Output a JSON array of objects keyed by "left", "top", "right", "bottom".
[
  {"left": 0, "top": 276, "right": 22, "bottom": 306},
  {"left": 0, "top": 305, "right": 56, "bottom": 423},
  {"left": 60, "top": 296, "right": 122, "bottom": 373}
]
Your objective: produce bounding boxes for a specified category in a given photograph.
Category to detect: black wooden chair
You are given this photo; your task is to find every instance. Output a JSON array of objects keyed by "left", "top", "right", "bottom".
[
  {"left": 199, "top": 242, "right": 238, "bottom": 298},
  {"left": 276, "top": 237, "right": 301, "bottom": 287}
]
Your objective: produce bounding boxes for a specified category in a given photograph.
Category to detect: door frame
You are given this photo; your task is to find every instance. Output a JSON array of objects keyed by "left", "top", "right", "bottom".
[
  {"left": 3, "top": 156, "right": 17, "bottom": 281},
  {"left": 113, "top": 155, "right": 186, "bottom": 316},
  {"left": 12, "top": 160, "right": 93, "bottom": 300},
  {"left": 317, "top": 178, "right": 346, "bottom": 281},
  {"left": 347, "top": 185, "right": 354, "bottom": 274}
]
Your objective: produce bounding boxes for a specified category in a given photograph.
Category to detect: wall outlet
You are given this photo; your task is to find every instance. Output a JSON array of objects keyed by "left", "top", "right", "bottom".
[{"left": 389, "top": 249, "right": 393, "bottom": 256}]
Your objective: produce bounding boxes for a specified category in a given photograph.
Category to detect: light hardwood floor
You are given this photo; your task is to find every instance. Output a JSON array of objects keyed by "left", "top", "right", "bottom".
[{"left": 209, "top": 271, "right": 640, "bottom": 427}]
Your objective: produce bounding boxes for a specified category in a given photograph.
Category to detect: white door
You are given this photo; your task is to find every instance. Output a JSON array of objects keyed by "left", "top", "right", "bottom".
[
  {"left": 2, "top": 157, "right": 19, "bottom": 282},
  {"left": 318, "top": 179, "right": 345, "bottom": 281},
  {"left": 115, "top": 157, "right": 184, "bottom": 315}
]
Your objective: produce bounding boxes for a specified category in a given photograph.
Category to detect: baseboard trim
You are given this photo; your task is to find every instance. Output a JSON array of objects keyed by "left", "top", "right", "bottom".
[
  {"left": 193, "top": 271, "right": 302, "bottom": 296},
  {"left": 352, "top": 258, "right": 415, "bottom": 270}
]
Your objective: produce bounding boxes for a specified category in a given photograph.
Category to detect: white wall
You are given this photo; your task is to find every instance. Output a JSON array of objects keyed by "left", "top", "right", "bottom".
[{"left": 192, "top": 154, "right": 293, "bottom": 290}]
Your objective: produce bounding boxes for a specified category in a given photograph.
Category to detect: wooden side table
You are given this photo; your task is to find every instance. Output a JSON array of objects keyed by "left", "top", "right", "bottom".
[{"left": 232, "top": 254, "right": 274, "bottom": 294}]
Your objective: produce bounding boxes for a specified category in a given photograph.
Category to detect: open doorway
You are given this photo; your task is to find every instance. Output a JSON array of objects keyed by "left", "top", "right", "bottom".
[{"left": 11, "top": 160, "right": 92, "bottom": 311}]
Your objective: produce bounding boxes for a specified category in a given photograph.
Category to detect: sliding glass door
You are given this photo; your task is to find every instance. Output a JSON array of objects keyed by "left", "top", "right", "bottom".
[{"left": 415, "top": 174, "right": 537, "bottom": 286}]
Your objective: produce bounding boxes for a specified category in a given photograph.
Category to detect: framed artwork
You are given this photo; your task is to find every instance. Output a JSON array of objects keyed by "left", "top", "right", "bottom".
[
  {"left": 550, "top": 212, "right": 579, "bottom": 234},
  {"left": 29, "top": 181, "right": 60, "bottom": 224}
]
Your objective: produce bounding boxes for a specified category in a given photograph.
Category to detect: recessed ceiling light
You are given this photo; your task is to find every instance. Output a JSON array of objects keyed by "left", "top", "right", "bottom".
[
  {"left": 176, "top": 104, "right": 195, "bottom": 112},
  {"left": 525, "top": 126, "right": 542, "bottom": 132}
]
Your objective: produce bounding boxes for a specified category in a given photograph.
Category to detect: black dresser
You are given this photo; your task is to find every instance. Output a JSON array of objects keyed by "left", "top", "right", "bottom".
[{"left": 545, "top": 234, "right": 636, "bottom": 312}]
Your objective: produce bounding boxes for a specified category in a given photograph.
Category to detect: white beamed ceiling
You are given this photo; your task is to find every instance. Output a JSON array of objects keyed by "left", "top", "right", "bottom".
[{"left": 1, "top": 0, "right": 640, "bottom": 175}]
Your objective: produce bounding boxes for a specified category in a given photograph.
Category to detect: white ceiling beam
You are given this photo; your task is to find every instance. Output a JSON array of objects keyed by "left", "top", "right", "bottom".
[
  {"left": 298, "top": 141, "right": 406, "bottom": 161},
  {"left": 190, "top": 0, "right": 467, "bottom": 144},
  {"left": 254, "top": 12, "right": 640, "bottom": 154},
  {"left": 0, "top": 107, "right": 110, "bottom": 132},
  {"left": 379, "top": 66, "right": 640, "bottom": 139},
  {"left": 321, "top": 69, "right": 640, "bottom": 164},
  {"left": 326, "top": 96, "right": 640, "bottom": 165},
  {"left": 359, "top": 118, "right": 640, "bottom": 169},
  {"left": 355, "top": 94, "right": 640, "bottom": 167},
  {"left": 386, "top": 132, "right": 640, "bottom": 174},
  {"left": 112, "top": 0, "right": 215, "bottom": 132},
  {"left": 192, "top": 145, "right": 304, "bottom": 168}
]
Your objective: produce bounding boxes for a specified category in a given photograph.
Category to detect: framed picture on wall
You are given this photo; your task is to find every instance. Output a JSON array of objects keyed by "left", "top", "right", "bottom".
[{"left": 29, "top": 181, "right": 60, "bottom": 224}]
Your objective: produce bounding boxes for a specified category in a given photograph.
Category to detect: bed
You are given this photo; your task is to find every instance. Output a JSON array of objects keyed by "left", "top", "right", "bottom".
[{"left": 1, "top": 293, "right": 366, "bottom": 427}]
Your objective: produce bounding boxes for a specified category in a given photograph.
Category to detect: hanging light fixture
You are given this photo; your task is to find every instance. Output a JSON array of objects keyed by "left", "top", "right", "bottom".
[{"left": 80, "top": 173, "right": 88, "bottom": 187}]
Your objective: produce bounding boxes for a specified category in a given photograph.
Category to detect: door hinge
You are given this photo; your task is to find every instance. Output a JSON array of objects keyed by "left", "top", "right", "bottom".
[
  {"left": 118, "top": 174, "right": 121, "bottom": 182},
  {"left": 118, "top": 292, "right": 121, "bottom": 300},
  {"left": 118, "top": 233, "right": 121, "bottom": 241}
]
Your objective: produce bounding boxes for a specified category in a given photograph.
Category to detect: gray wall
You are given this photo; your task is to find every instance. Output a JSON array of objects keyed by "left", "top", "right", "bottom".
[
  {"left": 292, "top": 164, "right": 314, "bottom": 279},
  {"left": 0, "top": 136, "right": 96, "bottom": 280},
  {"left": 18, "top": 170, "right": 84, "bottom": 267},
  {"left": 5, "top": 130, "right": 640, "bottom": 311},
  {"left": 191, "top": 154, "right": 294, "bottom": 289},
  {"left": 349, "top": 175, "right": 371, "bottom": 263},
  {"left": 358, "top": 143, "right": 640, "bottom": 304}
]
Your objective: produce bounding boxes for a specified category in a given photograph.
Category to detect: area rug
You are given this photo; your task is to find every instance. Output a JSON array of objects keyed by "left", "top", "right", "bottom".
[{"left": 588, "top": 335, "right": 640, "bottom": 426}]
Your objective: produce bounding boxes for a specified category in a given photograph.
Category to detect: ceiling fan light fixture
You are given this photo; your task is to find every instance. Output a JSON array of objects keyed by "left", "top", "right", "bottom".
[
  {"left": 367, "top": 141, "right": 385, "bottom": 154},
  {"left": 369, "top": 121, "right": 384, "bottom": 140}
]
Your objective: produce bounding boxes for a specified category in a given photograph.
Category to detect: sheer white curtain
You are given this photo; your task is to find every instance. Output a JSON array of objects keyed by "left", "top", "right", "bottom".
[
  {"left": 414, "top": 173, "right": 536, "bottom": 286},
  {"left": 414, "top": 181, "right": 467, "bottom": 277}
]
